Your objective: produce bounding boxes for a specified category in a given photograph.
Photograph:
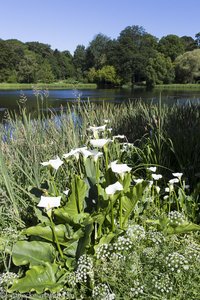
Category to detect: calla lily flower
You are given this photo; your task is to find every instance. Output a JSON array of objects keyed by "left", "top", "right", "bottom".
[
  {"left": 37, "top": 196, "right": 61, "bottom": 210},
  {"left": 172, "top": 172, "right": 183, "bottom": 179},
  {"left": 105, "top": 181, "right": 123, "bottom": 195},
  {"left": 89, "top": 149, "right": 103, "bottom": 161},
  {"left": 110, "top": 160, "right": 132, "bottom": 174},
  {"left": 63, "top": 189, "right": 70, "bottom": 196},
  {"left": 90, "top": 138, "right": 111, "bottom": 148},
  {"left": 152, "top": 174, "right": 162, "bottom": 180},
  {"left": 134, "top": 178, "right": 144, "bottom": 184},
  {"left": 41, "top": 156, "right": 63, "bottom": 170},
  {"left": 169, "top": 178, "right": 179, "bottom": 184},
  {"left": 113, "top": 135, "right": 126, "bottom": 140},
  {"left": 63, "top": 147, "right": 87, "bottom": 160},
  {"left": 147, "top": 166, "right": 157, "bottom": 172},
  {"left": 88, "top": 125, "right": 107, "bottom": 132}
]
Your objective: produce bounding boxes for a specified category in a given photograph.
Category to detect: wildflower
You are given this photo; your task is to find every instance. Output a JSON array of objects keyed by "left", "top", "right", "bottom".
[
  {"left": 155, "top": 186, "right": 160, "bottom": 194},
  {"left": 63, "top": 189, "right": 70, "bottom": 196},
  {"left": 89, "top": 149, "right": 103, "bottom": 162},
  {"left": 113, "top": 134, "right": 126, "bottom": 139},
  {"left": 134, "top": 178, "right": 144, "bottom": 184},
  {"left": 110, "top": 160, "right": 132, "bottom": 175},
  {"left": 88, "top": 125, "right": 107, "bottom": 132},
  {"left": 147, "top": 166, "right": 157, "bottom": 172},
  {"left": 152, "top": 174, "right": 162, "bottom": 180},
  {"left": 90, "top": 138, "right": 111, "bottom": 148},
  {"left": 105, "top": 181, "right": 123, "bottom": 195},
  {"left": 37, "top": 196, "right": 61, "bottom": 210},
  {"left": 41, "top": 156, "right": 63, "bottom": 170},
  {"left": 63, "top": 147, "right": 87, "bottom": 160},
  {"left": 169, "top": 178, "right": 179, "bottom": 184},
  {"left": 172, "top": 172, "right": 183, "bottom": 180}
]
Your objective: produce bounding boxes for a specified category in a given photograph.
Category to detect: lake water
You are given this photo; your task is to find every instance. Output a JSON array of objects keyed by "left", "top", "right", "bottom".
[{"left": 0, "top": 88, "right": 200, "bottom": 114}]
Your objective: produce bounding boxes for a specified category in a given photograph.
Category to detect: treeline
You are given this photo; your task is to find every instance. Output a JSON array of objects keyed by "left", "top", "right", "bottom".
[{"left": 1, "top": 25, "right": 200, "bottom": 87}]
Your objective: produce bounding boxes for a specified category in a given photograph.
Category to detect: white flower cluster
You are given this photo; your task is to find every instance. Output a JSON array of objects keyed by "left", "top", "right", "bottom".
[
  {"left": 152, "top": 273, "right": 173, "bottom": 294},
  {"left": 165, "top": 252, "right": 189, "bottom": 273},
  {"left": 0, "top": 272, "right": 18, "bottom": 287},
  {"left": 96, "top": 236, "right": 133, "bottom": 261},
  {"left": 126, "top": 224, "right": 146, "bottom": 241},
  {"left": 146, "top": 230, "right": 165, "bottom": 246},
  {"left": 129, "top": 279, "right": 144, "bottom": 298},
  {"left": 92, "top": 283, "right": 115, "bottom": 300},
  {"left": 185, "top": 242, "right": 200, "bottom": 263},
  {"left": 142, "top": 246, "right": 158, "bottom": 261},
  {"left": 168, "top": 211, "right": 186, "bottom": 226},
  {"left": 75, "top": 254, "right": 94, "bottom": 284}
]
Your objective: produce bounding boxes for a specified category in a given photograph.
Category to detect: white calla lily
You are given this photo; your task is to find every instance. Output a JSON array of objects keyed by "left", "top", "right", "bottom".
[
  {"left": 105, "top": 181, "right": 123, "bottom": 195},
  {"left": 172, "top": 172, "right": 183, "bottom": 179},
  {"left": 134, "top": 179, "right": 144, "bottom": 184},
  {"left": 152, "top": 174, "right": 162, "bottom": 180},
  {"left": 63, "top": 189, "right": 70, "bottom": 196},
  {"left": 88, "top": 125, "right": 107, "bottom": 132},
  {"left": 63, "top": 147, "right": 87, "bottom": 160},
  {"left": 169, "top": 178, "right": 179, "bottom": 184},
  {"left": 147, "top": 166, "right": 157, "bottom": 172},
  {"left": 110, "top": 160, "right": 132, "bottom": 174},
  {"left": 41, "top": 156, "right": 63, "bottom": 170},
  {"left": 37, "top": 196, "right": 61, "bottom": 210},
  {"left": 89, "top": 149, "right": 103, "bottom": 161},
  {"left": 90, "top": 138, "right": 111, "bottom": 148}
]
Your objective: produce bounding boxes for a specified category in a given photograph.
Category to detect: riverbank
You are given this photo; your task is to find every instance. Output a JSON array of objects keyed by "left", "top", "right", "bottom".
[
  {"left": 155, "top": 83, "right": 200, "bottom": 89},
  {"left": 0, "top": 82, "right": 97, "bottom": 90}
]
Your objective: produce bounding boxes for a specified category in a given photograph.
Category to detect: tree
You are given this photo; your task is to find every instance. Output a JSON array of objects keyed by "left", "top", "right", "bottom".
[
  {"left": 115, "top": 25, "right": 158, "bottom": 84},
  {"left": 17, "top": 53, "right": 38, "bottom": 83},
  {"left": 36, "top": 60, "right": 55, "bottom": 83},
  {"left": 158, "top": 34, "right": 185, "bottom": 61},
  {"left": 86, "top": 33, "right": 110, "bottom": 69},
  {"left": 73, "top": 45, "right": 87, "bottom": 81},
  {"left": 181, "top": 36, "right": 197, "bottom": 51},
  {"left": 145, "top": 52, "right": 175, "bottom": 87},
  {"left": 175, "top": 49, "right": 200, "bottom": 83}
]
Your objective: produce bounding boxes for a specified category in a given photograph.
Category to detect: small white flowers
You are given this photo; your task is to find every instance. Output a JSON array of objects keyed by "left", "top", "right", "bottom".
[
  {"left": 105, "top": 181, "right": 123, "bottom": 195},
  {"left": 41, "top": 156, "right": 63, "bottom": 170},
  {"left": 110, "top": 160, "right": 132, "bottom": 175},
  {"left": 90, "top": 138, "right": 111, "bottom": 148},
  {"left": 37, "top": 196, "right": 61, "bottom": 210}
]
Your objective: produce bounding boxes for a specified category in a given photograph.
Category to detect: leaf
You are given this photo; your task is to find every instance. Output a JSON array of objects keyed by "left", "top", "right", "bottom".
[
  {"left": 24, "top": 224, "right": 70, "bottom": 246},
  {"left": 8, "top": 263, "right": 63, "bottom": 294},
  {"left": 94, "top": 232, "right": 115, "bottom": 253},
  {"left": 76, "top": 223, "right": 94, "bottom": 258},
  {"left": 84, "top": 158, "right": 97, "bottom": 185},
  {"left": 12, "top": 241, "right": 56, "bottom": 267},
  {"left": 67, "top": 175, "right": 88, "bottom": 214},
  {"left": 165, "top": 222, "right": 200, "bottom": 234}
]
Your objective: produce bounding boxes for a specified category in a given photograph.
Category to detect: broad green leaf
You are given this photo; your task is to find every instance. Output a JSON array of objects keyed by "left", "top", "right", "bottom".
[
  {"left": 165, "top": 222, "right": 200, "bottom": 234},
  {"left": 12, "top": 241, "right": 56, "bottom": 267},
  {"left": 67, "top": 175, "right": 88, "bottom": 214},
  {"left": 76, "top": 223, "right": 94, "bottom": 258},
  {"left": 84, "top": 158, "right": 97, "bottom": 185},
  {"left": 24, "top": 224, "right": 70, "bottom": 246},
  {"left": 8, "top": 263, "right": 63, "bottom": 294},
  {"left": 54, "top": 208, "right": 90, "bottom": 225}
]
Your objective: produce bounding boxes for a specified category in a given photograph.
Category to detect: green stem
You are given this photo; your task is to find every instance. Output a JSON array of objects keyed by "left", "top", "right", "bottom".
[
  {"left": 119, "top": 197, "right": 123, "bottom": 229},
  {"left": 110, "top": 198, "right": 115, "bottom": 232},
  {"left": 50, "top": 216, "right": 64, "bottom": 259}
]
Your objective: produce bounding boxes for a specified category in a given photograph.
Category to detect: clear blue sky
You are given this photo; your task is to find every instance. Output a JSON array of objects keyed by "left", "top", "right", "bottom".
[{"left": 0, "top": 0, "right": 199, "bottom": 54}]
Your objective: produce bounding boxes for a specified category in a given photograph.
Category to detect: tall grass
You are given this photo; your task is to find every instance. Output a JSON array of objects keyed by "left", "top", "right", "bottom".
[{"left": 0, "top": 96, "right": 200, "bottom": 228}]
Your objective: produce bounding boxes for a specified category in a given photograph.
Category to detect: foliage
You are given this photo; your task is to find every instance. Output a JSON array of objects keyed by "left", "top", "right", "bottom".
[
  {"left": 0, "top": 96, "right": 200, "bottom": 299},
  {"left": 175, "top": 49, "right": 200, "bottom": 83}
]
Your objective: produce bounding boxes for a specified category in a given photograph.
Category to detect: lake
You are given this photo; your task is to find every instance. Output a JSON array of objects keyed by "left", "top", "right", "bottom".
[{"left": 0, "top": 88, "right": 200, "bottom": 114}]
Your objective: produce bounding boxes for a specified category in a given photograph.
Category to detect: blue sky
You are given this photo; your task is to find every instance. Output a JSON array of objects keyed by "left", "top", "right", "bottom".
[{"left": 0, "top": 0, "right": 199, "bottom": 54}]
